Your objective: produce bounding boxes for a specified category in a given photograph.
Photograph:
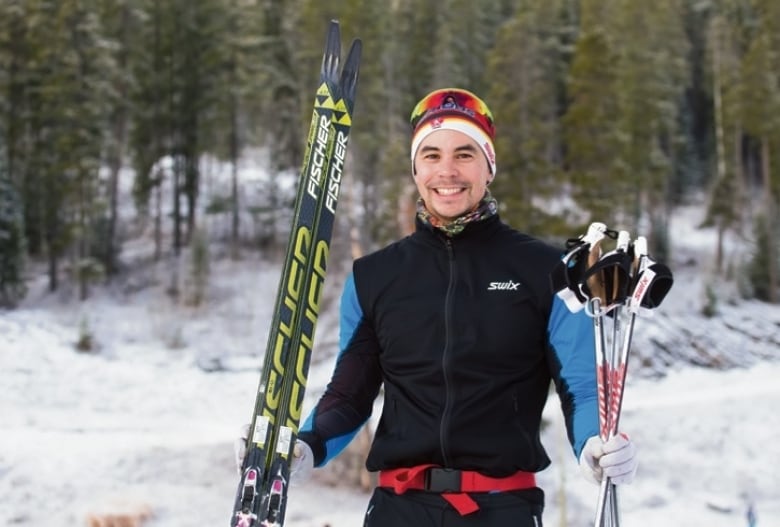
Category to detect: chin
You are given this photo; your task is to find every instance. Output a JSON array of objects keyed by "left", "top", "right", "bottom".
[{"left": 433, "top": 210, "right": 466, "bottom": 223}]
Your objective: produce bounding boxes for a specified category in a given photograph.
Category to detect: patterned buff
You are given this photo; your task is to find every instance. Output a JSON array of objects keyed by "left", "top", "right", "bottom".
[{"left": 417, "top": 191, "right": 498, "bottom": 237}]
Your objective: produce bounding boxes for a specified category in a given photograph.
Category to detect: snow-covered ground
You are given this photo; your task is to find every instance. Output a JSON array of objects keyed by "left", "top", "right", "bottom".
[{"left": 1, "top": 201, "right": 778, "bottom": 526}]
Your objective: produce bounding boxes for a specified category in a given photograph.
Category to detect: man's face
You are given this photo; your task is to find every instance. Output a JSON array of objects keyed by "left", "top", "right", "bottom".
[{"left": 413, "top": 129, "right": 492, "bottom": 223}]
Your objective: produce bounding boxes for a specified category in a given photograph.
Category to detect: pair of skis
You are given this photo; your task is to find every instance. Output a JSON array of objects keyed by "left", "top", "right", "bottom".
[
  {"left": 551, "top": 222, "right": 673, "bottom": 527},
  {"left": 230, "top": 21, "right": 361, "bottom": 527}
]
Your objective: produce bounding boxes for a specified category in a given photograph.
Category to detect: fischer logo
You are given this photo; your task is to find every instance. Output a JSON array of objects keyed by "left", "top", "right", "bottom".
[
  {"left": 487, "top": 280, "right": 521, "bottom": 291},
  {"left": 325, "top": 130, "right": 348, "bottom": 215},
  {"left": 307, "top": 114, "right": 332, "bottom": 200}
]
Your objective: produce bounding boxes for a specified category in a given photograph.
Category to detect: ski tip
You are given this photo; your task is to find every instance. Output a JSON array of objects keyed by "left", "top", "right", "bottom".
[
  {"left": 348, "top": 38, "right": 363, "bottom": 63},
  {"left": 322, "top": 21, "right": 342, "bottom": 81},
  {"left": 325, "top": 20, "right": 340, "bottom": 45},
  {"left": 326, "top": 19, "right": 340, "bottom": 38},
  {"left": 340, "top": 39, "right": 363, "bottom": 107}
]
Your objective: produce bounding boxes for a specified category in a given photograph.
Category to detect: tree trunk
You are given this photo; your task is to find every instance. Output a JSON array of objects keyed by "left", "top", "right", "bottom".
[
  {"left": 230, "top": 103, "right": 240, "bottom": 258},
  {"left": 711, "top": 16, "right": 727, "bottom": 273},
  {"left": 105, "top": 4, "right": 131, "bottom": 279},
  {"left": 172, "top": 155, "right": 182, "bottom": 256},
  {"left": 761, "top": 139, "right": 777, "bottom": 302},
  {"left": 48, "top": 245, "right": 58, "bottom": 292}
]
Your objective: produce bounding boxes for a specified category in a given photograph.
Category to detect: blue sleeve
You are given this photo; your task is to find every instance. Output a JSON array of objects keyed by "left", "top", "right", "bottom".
[
  {"left": 299, "top": 273, "right": 381, "bottom": 466},
  {"left": 338, "top": 273, "right": 362, "bottom": 351},
  {"left": 547, "top": 295, "right": 600, "bottom": 458}
]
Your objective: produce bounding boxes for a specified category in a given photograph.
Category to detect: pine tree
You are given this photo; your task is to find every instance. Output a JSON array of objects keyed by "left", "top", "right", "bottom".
[
  {"left": 0, "top": 153, "right": 27, "bottom": 307},
  {"left": 96, "top": 0, "right": 142, "bottom": 277},
  {"left": 562, "top": 0, "right": 622, "bottom": 227},
  {"left": 703, "top": 10, "right": 746, "bottom": 273},
  {"left": 740, "top": 0, "right": 780, "bottom": 302},
  {"left": 13, "top": 0, "right": 115, "bottom": 295},
  {"left": 487, "top": 0, "right": 572, "bottom": 236},
  {"left": 609, "top": 0, "right": 689, "bottom": 258},
  {"left": 210, "top": 0, "right": 266, "bottom": 257}
]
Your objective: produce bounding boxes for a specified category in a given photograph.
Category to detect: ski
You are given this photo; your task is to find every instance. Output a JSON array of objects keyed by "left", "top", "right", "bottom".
[{"left": 230, "top": 20, "right": 361, "bottom": 527}]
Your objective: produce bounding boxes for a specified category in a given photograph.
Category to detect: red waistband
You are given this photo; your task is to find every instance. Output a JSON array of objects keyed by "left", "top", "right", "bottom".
[{"left": 378, "top": 465, "right": 537, "bottom": 516}]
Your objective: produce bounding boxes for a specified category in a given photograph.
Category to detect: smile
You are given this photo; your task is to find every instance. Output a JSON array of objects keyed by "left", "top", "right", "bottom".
[{"left": 434, "top": 187, "right": 465, "bottom": 196}]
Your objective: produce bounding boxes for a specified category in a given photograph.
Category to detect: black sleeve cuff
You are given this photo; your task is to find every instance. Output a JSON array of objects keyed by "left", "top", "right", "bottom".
[{"left": 297, "top": 431, "right": 326, "bottom": 466}]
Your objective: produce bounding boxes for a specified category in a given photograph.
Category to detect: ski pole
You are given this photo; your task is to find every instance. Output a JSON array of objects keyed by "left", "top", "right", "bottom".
[{"left": 593, "top": 230, "right": 631, "bottom": 527}]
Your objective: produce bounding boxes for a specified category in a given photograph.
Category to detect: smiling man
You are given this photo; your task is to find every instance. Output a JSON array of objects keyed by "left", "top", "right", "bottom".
[{"left": 236, "top": 88, "right": 639, "bottom": 526}]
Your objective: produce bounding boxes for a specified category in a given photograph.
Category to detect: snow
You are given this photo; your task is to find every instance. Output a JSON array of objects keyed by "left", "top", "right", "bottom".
[{"left": 2, "top": 200, "right": 779, "bottom": 526}]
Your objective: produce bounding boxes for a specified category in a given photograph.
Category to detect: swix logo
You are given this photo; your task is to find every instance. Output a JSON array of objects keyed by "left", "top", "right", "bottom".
[
  {"left": 487, "top": 280, "right": 521, "bottom": 291},
  {"left": 631, "top": 268, "right": 656, "bottom": 304}
]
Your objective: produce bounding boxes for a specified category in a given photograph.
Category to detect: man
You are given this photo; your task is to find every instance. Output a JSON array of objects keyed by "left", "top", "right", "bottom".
[{"left": 237, "top": 88, "right": 637, "bottom": 526}]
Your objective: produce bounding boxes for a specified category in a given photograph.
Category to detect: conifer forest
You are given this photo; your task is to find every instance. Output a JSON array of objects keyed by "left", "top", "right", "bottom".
[{"left": 1, "top": 0, "right": 779, "bottom": 307}]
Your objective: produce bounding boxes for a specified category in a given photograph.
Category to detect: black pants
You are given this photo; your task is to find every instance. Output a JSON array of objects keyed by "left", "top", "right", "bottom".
[{"left": 363, "top": 487, "right": 545, "bottom": 527}]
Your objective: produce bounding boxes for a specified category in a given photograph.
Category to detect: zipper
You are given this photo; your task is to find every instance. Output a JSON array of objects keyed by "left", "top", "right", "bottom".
[{"left": 439, "top": 236, "right": 456, "bottom": 465}]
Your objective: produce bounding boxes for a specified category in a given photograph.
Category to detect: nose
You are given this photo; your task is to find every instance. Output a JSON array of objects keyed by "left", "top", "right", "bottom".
[{"left": 437, "top": 154, "right": 458, "bottom": 176}]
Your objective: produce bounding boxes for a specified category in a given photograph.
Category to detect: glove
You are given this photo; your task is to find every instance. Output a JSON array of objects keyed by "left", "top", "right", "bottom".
[
  {"left": 233, "top": 423, "right": 252, "bottom": 475},
  {"left": 233, "top": 424, "right": 315, "bottom": 486},
  {"left": 289, "top": 440, "right": 315, "bottom": 485},
  {"left": 579, "top": 433, "right": 638, "bottom": 485}
]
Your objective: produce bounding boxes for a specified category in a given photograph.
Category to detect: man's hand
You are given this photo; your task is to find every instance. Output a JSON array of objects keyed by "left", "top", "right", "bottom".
[
  {"left": 233, "top": 424, "right": 315, "bottom": 485},
  {"left": 233, "top": 424, "right": 251, "bottom": 475},
  {"left": 579, "top": 433, "right": 638, "bottom": 485},
  {"left": 289, "top": 440, "right": 314, "bottom": 485}
]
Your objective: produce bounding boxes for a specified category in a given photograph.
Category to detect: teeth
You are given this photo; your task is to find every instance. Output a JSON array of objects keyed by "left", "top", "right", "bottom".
[{"left": 436, "top": 188, "right": 461, "bottom": 195}]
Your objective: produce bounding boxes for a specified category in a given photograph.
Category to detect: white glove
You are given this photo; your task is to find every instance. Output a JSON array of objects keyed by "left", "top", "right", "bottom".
[
  {"left": 289, "top": 440, "right": 315, "bottom": 485},
  {"left": 233, "top": 424, "right": 315, "bottom": 485},
  {"left": 233, "top": 423, "right": 252, "bottom": 475},
  {"left": 579, "top": 433, "right": 638, "bottom": 485}
]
